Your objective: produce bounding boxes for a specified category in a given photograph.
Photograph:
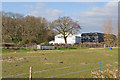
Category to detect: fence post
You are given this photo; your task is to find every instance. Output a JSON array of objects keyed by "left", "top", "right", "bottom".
[
  {"left": 29, "top": 67, "right": 32, "bottom": 80},
  {"left": 100, "top": 61, "right": 101, "bottom": 72},
  {"left": 104, "top": 44, "right": 106, "bottom": 48},
  {"left": 100, "top": 61, "right": 102, "bottom": 78}
]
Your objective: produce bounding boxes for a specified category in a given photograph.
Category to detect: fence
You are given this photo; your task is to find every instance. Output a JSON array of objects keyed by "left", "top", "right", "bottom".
[
  {"left": 2, "top": 43, "right": 118, "bottom": 50},
  {"left": 54, "top": 43, "right": 104, "bottom": 48},
  {"left": 1, "top": 60, "right": 118, "bottom": 79},
  {"left": 1, "top": 47, "right": 118, "bottom": 79},
  {"left": 54, "top": 43, "right": 118, "bottom": 48}
]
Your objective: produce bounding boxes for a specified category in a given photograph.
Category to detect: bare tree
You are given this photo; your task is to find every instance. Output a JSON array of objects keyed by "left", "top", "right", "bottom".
[
  {"left": 102, "top": 19, "right": 116, "bottom": 47},
  {"left": 102, "top": 19, "right": 113, "bottom": 34},
  {"left": 115, "top": 21, "right": 120, "bottom": 47},
  {"left": 52, "top": 16, "right": 81, "bottom": 44}
]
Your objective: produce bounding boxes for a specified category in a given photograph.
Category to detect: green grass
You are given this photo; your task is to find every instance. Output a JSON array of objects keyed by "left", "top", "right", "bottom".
[
  {"left": 55, "top": 47, "right": 77, "bottom": 50},
  {"left": 55, "top": 46, "right": 86, "bottom": 50},
  {"left": 2, "top": 48, "right": 118, "bottom": 78}
]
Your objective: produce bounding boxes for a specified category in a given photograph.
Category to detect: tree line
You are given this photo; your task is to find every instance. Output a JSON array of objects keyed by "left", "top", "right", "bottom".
[
  {"left": 2, "top": 12, "right": 56, "bottom": 46},
  {"left": 2, "top": 12, "right": 81, "bottom": 46},
  {"left": 2, "top": 11, "right": 118, "bottom": 47}
]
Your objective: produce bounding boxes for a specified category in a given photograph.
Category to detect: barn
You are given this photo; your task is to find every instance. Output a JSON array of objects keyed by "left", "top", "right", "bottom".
[
  {"left": 81, "top": 32, "right": 104, "bottom": 43},
  {"left": 49, "top": 32, "right": 114, "bottom": 44}
]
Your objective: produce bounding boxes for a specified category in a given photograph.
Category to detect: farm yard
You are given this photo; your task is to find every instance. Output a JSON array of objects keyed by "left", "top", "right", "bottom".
[
  {"left": 1, "top": 1, "right": 119, "bottom": 79},
  {"left": 2, "top": 48, "right": 118, "bottom": 78}
]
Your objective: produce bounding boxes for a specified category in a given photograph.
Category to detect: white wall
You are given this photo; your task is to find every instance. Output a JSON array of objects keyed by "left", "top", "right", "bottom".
[
  {"left": 49, "top": 34, "right": 81, "bottom": 44},
  {"left": 54, "top": 35, "right": 65, "bottom": 44},
  {"left": 54, "top": 34, "right": 81, "bottom": 44},
  {"left": 67, "top": 36, "right": 76, "bottom": 44}
]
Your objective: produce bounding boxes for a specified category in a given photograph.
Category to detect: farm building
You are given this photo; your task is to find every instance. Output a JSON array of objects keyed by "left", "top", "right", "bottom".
[
  {"left": 81, "top": 32, "right": 104, "bottom": 43},
  {"left": 49, "top": 32, "right": 116, "bottom": 44},
  {"left": 49, "top": 34, "right": 81, "bottom": 44}
]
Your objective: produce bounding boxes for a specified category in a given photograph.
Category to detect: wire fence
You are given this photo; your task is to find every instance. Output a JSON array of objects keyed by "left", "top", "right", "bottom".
[
  {"left": 1, "top": 47, "right": 118, "bottom": 78},
  {"left": 44, "top": 66, "right": 112, "bottom": 78},
  {"left": 1, "top": 60, "right": 118, "bottom": 78}
]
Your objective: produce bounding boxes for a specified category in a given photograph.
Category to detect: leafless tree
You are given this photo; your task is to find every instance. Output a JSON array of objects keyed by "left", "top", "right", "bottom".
[
  {"left": 102, "top": 19, "right": 116, "bottom": 47},
  {"left": 51, "top": 16, "right": 81, "bottom": 44}
]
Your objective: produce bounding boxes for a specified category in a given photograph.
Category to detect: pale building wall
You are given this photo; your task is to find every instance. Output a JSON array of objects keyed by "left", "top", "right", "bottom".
[
  {"left": 49, "top": 34, "right": 81, "bottom": 44},
  {"left": 55, "top": 36, "right": 65, "bottom": 44}
]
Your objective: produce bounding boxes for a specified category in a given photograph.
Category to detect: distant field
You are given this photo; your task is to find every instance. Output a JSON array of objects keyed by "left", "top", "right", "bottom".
[{"left": 2, "top": 48, "right": 118, "bottom": 78}]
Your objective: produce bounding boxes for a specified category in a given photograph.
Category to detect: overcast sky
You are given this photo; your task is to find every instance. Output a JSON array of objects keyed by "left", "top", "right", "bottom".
[{"left": 2, "top": 2, "right": 118, "bottom": 33}]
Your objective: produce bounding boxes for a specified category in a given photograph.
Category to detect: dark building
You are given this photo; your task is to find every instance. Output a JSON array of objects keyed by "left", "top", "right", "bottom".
[{"left": 81, "top": 32, "right": 104, "bottom": 43}]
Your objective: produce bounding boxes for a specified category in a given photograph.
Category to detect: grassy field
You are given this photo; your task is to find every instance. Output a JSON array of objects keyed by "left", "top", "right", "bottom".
[{"left": 2, "top": 48, "right": 118, "bottom": 78}]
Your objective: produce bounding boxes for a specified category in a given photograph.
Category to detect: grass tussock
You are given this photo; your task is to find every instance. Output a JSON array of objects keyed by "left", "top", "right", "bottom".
[{"left": 91, "top": 69, "right": 118, "bottom": 78}]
